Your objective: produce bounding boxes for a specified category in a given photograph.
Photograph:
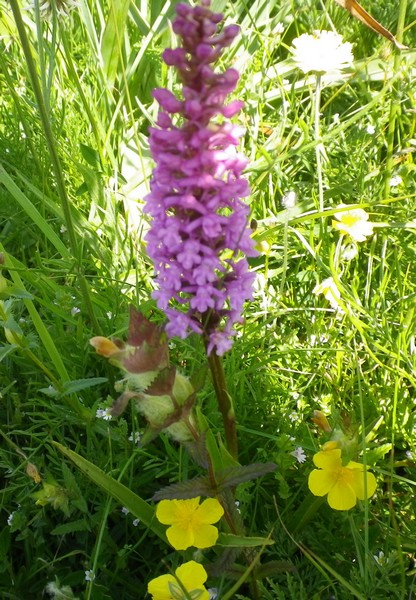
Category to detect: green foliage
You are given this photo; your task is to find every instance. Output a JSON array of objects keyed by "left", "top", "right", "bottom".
[{"left": 0, "top": 0, "right": 416, "bottom": 598}]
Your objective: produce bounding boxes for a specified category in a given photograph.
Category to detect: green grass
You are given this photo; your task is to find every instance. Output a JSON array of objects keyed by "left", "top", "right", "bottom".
[{"left": 1, "top": 0, "right": 416, "bottom": 598}]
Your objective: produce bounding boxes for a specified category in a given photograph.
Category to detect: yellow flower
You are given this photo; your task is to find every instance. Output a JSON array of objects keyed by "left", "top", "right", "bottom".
[
  {"left": 313, "top": 277, "right": 342, "bottom": 311},
  {"left": 308, "top": 445, "right": 377, "bottom": 510},
  {"left": 332, "top": 206, "right": 374, "bottom": 242},
  {"left": 156, "top": 497, "right": 224, "bottom": 550},
  {"left": 148, "top": 560, "right": 209, "bottom": 600},
  {"left": 291, "top": 31, "right": 354, "bottom": 75}
]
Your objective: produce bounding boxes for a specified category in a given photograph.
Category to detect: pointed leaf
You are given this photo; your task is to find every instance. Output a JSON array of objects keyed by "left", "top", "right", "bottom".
[
  {"left": 101, "top": 0, "right": 131, "bottom": 89},
  {"left": 218, "top": 462, "right": 277, "bottom": 489},
  {"left": 152, "top": 476, "right": 213, "bottom": 501},
  {"left": 61, "top": 377, "right": 108, "bottom": 395}
]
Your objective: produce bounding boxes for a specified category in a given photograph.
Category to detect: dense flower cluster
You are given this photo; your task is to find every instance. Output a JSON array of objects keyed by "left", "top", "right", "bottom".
[{"left": 145, "top": 0, "right": 256, "bottom": 355}]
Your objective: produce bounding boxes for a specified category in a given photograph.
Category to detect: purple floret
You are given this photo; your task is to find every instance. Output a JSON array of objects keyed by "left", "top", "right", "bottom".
[{"left": 144, "top": 0, "right": 256, "bottom": 355}]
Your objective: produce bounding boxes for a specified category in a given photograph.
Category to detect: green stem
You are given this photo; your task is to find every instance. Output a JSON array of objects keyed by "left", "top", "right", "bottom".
[
  {"left": 207, "top": 351, "right": 238, "bottom": 460},
  {"left": 314, "top": 73, "right": 324, "bottom": 215},
  {"left": 8, "top": 0, "right": 100, "bottom": 332},
  {"left": 383, "top": 0, "right": 408, "bottom": 198}
]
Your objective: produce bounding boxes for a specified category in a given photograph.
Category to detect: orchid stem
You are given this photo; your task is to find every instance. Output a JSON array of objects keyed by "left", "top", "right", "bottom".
[{"left": 207, "top": 351, "right": 239, "bottom": 460}]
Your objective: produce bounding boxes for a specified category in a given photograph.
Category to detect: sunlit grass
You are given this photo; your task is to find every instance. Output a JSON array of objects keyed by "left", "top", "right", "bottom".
[{"left": 0, "top": 0, "right": 416, "bottom": 598}]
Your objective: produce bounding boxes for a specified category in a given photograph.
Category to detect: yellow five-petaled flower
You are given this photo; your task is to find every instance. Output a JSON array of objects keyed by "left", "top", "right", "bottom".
[
  {"left": 148, "top": 560, "right": 209, "bottom": 600},
  {"left": 308, "top": 442, "right": 377, "bottom": 510},
  {"left": 156, "top": 496, "right": 224, "bottom": 550}
]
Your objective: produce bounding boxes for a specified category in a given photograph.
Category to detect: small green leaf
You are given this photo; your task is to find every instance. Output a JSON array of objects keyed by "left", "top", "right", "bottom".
[
  {"left": 80, "top": 143, "right": 101, "bottom": 169},
  {"left": 152, "top": 477, "right": 213, "bottom": 501},
  {"left": 50, "top": 519, "right": 91, "bottom": 535},
  {"left": 0, "top": 345, "right": 16, "bottom": 362},
  {"left": 218, "top": 462, "right": 277, "bottom": 489},
  {"left": 61, "top": 377, "right": 108, "bottom": 395}
]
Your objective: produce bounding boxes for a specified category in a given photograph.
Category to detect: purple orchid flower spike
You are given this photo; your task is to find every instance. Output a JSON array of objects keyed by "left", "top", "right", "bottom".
[{"left": 145, "top": 0, "right": 256, "bottom": 356}]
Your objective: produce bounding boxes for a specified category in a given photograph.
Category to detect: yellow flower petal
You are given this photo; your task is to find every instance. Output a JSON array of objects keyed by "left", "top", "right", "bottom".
[
  {"left": 176, "top": 561, "right": 208, "bottom": 591},
  {"left": 147, "top": 574, "right": 176, "bottom": 600},
  {"left": 148, "top": 562, "right": 209, "bottom": 600},
  {"left": 166, "top": 523, "right": 195, "bottom": 550},
  {"left": 89, "top": 336, "right": 120, "bottom": 357},
  {"left": 197, "top": 498, "right": 224, "bottom": 524},
  {"left": 308, "top": 469, "right": 336, "bottom": 497},
  {"left": 313, "top": 448, "right": 342, "bottom": 469},
  {"left": 194, "top": 524, "right": 219, "bottom": 549},
  {"left": 348, "top": 466, "right": 377, "bottom": 500},
  {"left": 156, "top": 498, "right": 200, "bottom": 525},
  {"left": 327, "top": 479, "right": 357, "bottom": 510},
  {"left": 156, "top": 497, "right": 223, "bottom": 550}
]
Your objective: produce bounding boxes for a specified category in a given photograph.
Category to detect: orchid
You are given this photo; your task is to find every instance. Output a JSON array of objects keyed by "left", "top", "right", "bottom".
[{"left": 145, "top": 0, "right": 256, "bottom": 355}]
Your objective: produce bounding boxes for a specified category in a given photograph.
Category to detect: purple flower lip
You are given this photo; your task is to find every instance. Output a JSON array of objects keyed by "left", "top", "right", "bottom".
[{"left": 145, "top": 1, "right": 256, "bottom": 355}]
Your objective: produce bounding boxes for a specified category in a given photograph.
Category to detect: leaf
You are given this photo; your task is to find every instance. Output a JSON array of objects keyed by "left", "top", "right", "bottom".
[
  {"left": 216, "top": 533, "right": 275, "bottom": 548},
  {"left": 333, "top": 0, "right": 407, "bottom": 50},
  {"left": 53, "top": 442, "right": 167, "bottom": 543},
  {"left": 0, "top": 166, "right": 70, "bottom": 258},
  {"left": 100, "top": 0, "right": 131, "bottom": 89},
  {"left": 152, "top": 477, "right": 213, "bottom": 501},
  {"left": 80, "top": 143, "right": 101, "bottom": 170},
  {"left": 217, "top": 462, "right": 277, "bottom": 489},
  {"left": 50, "top": 519, "right": 91, "bottom": 536},
  {"left": 0, "top": 344, "right": 16, "bottom": 362},
  {"left": 61, "top": 377, "right": 108, "bottom": 396}
]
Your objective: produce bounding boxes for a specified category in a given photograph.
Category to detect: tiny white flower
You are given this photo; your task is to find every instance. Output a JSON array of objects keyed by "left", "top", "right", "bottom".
[
  {"left": 85, "top": 569, "right": 95, "bottom": 582},
  {"left": 106, "top": 311, "right": 113, "bottom": 319},
  {"left": 132, "top": 518, "right": 140, "bottom": 527},
  {"left": 60, "top": 224, "right": 67, "bottom": 233},
  {"left": 333, "top": 113, "right": 340, "bottom": 123},
  {"left": 341, "top": 244, "right": 358, "bottom": 261},
  {"left": 332, "top": 205, "right": 374, "bottom": 243},
  {"left": 121, "top": 507, "right": 130, "bottom": 515},
  {"left": 290, "top": 446, "right": 307, "bottom": 464},
  {"left": 71, "top": 306, "right": 81, "bottom": 316},
  {"left": 288, "top": 411, "right": 299, "bottom": 422},
  {"left": 96, "top": 408, "right": 112, "bottom": 421},
  {"left": 208, "top": 588, "right": 219, "bottom": 600},
  {"left": 389, "top": 175, "right": 403, "bottom": 187},
  {"left": 291, "top": 30, "right": 354, "bottom": 75},
  {"left": 373, "top": 551, "right": 387, "bottom": 565},
  {"left": 275, "top": 22, "right": 284, "bottom": 35},
  {"left": 366, "top": 124, "right": 376, "bottom": 135},
  {"left": 128, "top": 432, "right": 141, "bottom": 445},
  {"left": 282, "top": 190, "right": 297, "bottom": 209},
  {"left": 7, "top": 512, "right": 14, "bottom": 526},
  {"left": 313, "top": 277, "right": 343, "bottom": 311}
]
